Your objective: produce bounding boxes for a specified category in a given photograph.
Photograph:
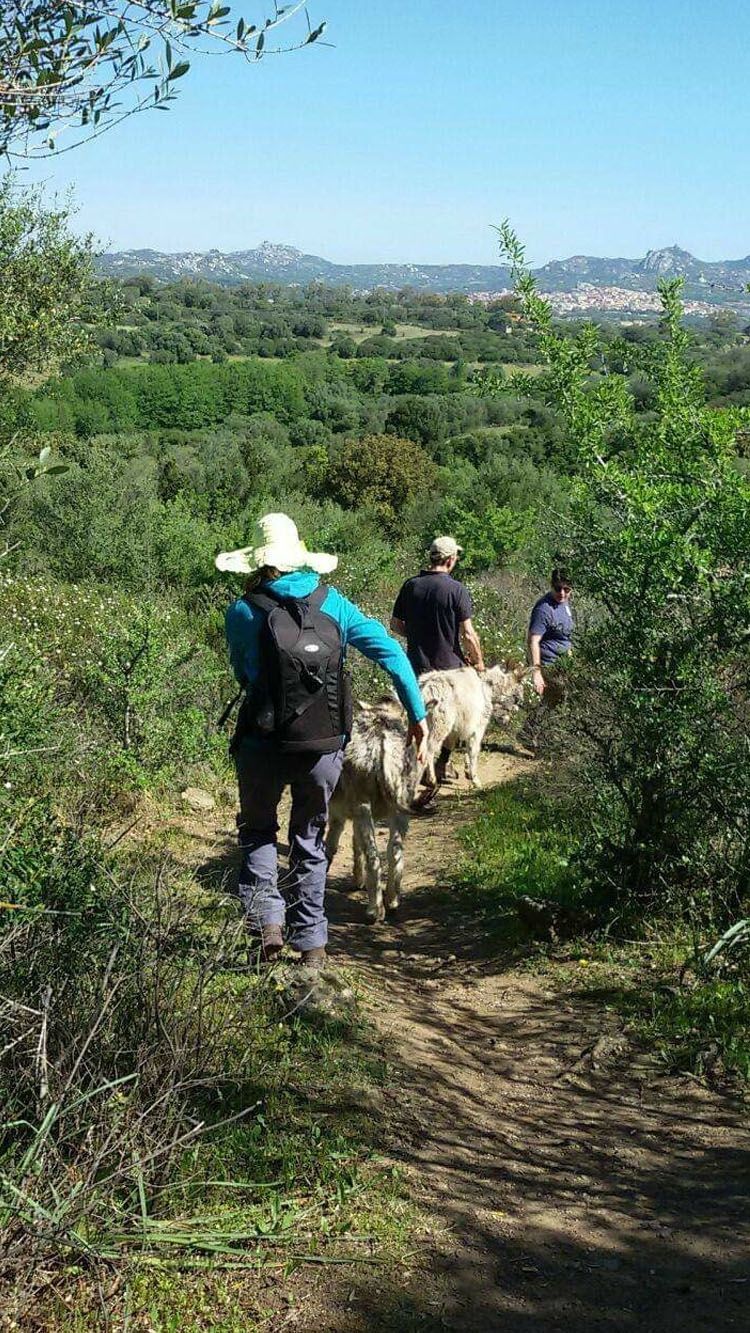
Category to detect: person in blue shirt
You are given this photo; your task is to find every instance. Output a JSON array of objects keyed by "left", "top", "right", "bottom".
[
  {"left": 216, "top": 513, "right": 427, "bottom": 969},
  {"left": 520, "top": 567, "right": 574, "bottom": 750}
]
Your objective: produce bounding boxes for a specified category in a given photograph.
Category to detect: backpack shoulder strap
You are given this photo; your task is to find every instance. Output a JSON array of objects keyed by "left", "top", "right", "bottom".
[
  {"left": 248, "top": 584, "right": 329, "bottom": 611},
  {"left": 246, "top": 584, "right": 329, "bottom": 627},
  {"left": 245, "top": 590, "right": 282, "bottom": 616},
  {"left": 309, "top": 584, "right": 328, "bottom": 611}
]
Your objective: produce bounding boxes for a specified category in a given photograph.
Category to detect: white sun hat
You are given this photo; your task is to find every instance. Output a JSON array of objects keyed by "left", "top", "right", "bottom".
[{"left": 215, "top": 512, "right": 338, "bottom": 576}]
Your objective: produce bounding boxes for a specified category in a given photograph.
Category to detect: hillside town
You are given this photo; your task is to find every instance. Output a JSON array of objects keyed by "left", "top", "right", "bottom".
[{"left": 468, "top": 283, "right": 750, "bottom": 318}]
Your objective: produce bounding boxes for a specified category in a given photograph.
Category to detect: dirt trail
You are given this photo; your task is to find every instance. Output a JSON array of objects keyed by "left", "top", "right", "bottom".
[{"left": 183, "top": 750, "right": 750, "bottom": 1332}]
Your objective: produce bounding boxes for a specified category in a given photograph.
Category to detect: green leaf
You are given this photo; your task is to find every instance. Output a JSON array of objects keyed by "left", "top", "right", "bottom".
[{"left": 167, "top": 61, "right": 190, "bottom": 81}]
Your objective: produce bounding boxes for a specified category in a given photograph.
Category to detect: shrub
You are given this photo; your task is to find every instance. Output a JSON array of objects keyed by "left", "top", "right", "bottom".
[
  {"left": 426, "top": 497, "right": 533, "bottom": 572},
  {"left": 0, "top": 830, "right": 280, "bottom": 1316},
  {"left": 326, "top": 433, "right": 438, "bottom": 532},
  {"left": 0, "top": 576, "right": 226, "bottom": 804},
  {"left": 500, "top": 222, "right": 750, "bottom": 920}
]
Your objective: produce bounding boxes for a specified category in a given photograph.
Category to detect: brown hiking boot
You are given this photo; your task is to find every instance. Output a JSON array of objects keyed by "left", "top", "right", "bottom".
[
  {"left": 247, "top": 923, "right": 284, "bottom": 963},
  {"left": 410, "top": 783, "right": 439, "bottom": 815},
  {"left": 298, "top": 946, "right": 327, "bottom": 969}
]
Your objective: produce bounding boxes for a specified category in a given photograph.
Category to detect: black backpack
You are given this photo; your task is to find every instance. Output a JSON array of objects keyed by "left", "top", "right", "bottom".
[{"left": 233, "top": 585, "right": 352, "bottom": 754}]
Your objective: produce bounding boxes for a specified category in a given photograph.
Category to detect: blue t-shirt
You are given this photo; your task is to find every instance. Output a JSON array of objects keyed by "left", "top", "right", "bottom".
[{"left": 529, "top": 592, "right": 573, "bottom": 665}]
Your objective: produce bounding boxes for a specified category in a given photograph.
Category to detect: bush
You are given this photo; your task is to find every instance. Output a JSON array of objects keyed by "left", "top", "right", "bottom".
[
  {"left": 326, "top": 433, "right": 438, "bottom": 533},
  {"left": 11, "top": 436, "right": 235, "bottom": 589},
  {"left": 426, "top": 496, "right": 533, "bottom": 572},
  {"left": 0, "top": 829, "right": 285, "bottom": 1315},
  {"left": 0, "top": 575, "right": 226, "bottom": 805},
  {"left": 500, "top": 223, "right": 750, "bottom": 921}
]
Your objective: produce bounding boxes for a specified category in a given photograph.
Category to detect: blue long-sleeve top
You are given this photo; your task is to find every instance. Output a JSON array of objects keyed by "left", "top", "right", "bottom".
[{"left": 225, "top": 570, "right": 426, "bottom": 725}]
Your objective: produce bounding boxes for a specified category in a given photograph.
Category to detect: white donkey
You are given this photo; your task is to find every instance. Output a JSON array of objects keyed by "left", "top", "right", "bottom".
[{"left": 420, "top": 665, "right": 525, "bottom": 788}]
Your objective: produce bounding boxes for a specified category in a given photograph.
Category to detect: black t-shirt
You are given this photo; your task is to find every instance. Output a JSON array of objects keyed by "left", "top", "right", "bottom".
[{"left": 393, "top": 570, "right": 473, "bottom": 674}]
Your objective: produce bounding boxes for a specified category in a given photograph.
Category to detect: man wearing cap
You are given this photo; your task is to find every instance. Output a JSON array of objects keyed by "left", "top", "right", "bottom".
[
  {"left": 391, "top": 536, "right": 485, "bottom": 798},
  {"left": 217, "top": 513, "right": 428, "bottom": 969}
]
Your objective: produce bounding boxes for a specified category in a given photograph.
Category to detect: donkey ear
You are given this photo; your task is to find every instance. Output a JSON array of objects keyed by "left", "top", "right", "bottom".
[{"left": 513, "top": 664, "right": 528, "bottom": 682}]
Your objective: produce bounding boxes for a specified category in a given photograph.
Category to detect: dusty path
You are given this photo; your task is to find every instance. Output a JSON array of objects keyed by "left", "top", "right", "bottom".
[{"left": 184, "top": 749, "right": 750, "bottom": 1332}]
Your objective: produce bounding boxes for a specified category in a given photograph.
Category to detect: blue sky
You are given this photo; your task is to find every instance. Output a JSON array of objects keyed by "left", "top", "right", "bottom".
[{"left": 20, "top": 0, "right": 750, "bottom": 265}]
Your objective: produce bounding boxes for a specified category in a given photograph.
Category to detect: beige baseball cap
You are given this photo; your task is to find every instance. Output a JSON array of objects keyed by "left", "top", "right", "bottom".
[{"left": 429, "top": 535, "right": 464, "bottom": 561}]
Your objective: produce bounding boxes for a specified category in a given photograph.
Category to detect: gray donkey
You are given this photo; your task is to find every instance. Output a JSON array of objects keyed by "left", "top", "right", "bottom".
[{"left": 326, "top": 697, "right": 420, "bottom": 924}]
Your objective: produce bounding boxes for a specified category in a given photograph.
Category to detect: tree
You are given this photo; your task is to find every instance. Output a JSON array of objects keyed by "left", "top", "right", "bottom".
[
  {"left": 326, "top": 433, "right": 438, "bottom": 531},
  {"left": 425, "top": 496, "right": 532, "bottom": 572},
  {"left": 499, "top": 220, "right": 750, "bottom": 915},
  {"left": 385, "top": 394, "right": 448, "bottom": 446},
  {"left": 0, "top": 1, "right": 326, "bottom": 157},
  {"left": 329, "top": 333, "right": 357, "bottom": 359},
  {"left": 0, "top": 176, "right": 97, "bottom": 381}
]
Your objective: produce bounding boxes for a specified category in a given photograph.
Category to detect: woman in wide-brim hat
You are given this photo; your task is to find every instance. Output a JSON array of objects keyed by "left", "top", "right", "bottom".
[
  {"left": 216, "top": 511, "right": 339, "bottom": 579},
  {"left": 216, "top": 513, "right": 427, "bottom": 969}
]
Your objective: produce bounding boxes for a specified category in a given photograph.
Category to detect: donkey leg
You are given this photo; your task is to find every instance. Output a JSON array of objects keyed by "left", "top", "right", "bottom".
[
  {"left": 354, "top": 805, "right": 383, "bottom": 924},
  {"left": 352, "top": 821, "right": 367, "bottom": 890},
  {"left": 385, "top": 813, "right": 409, "bottom": 915},
  {"left": 465, "top": 730, "right": 484, "bottom": 787},
  {"left": 325, "top": 810, "right": 345, "bottom": 866}
]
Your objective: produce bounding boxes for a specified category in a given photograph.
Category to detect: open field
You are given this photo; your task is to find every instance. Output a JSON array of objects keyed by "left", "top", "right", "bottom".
[{"left": 325, "top": 321, "right": 463, "bottom": 344}]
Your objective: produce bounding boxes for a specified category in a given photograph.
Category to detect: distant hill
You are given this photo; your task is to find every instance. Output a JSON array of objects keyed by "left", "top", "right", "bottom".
[
  {"left": 96, "top": 241, "right": 750, "bottom": 302},
  {"left": 96, "top": 241, "right": 514, "bottom": 294},
  {"left": 536, "top": 246, "right": 750, "bottom": 300}
]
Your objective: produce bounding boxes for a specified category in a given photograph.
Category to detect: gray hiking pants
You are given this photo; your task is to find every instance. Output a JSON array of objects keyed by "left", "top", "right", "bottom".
[{"left": 234, "top": 743, "right": 344, "bottom": 952}]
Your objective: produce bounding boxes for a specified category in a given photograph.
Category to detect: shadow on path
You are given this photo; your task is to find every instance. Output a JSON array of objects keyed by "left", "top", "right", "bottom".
[
  {"left": 175, "top": 756, "right": 750, "bottom": 1332},
  {"left": 317, "top": 761, "right": 750, "bottom": 1332}
]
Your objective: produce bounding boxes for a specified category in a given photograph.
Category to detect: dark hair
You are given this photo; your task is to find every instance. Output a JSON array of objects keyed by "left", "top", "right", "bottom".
[
  {"left": 551, "top": 567, "right": 572, "bottom": 589},
  {"left": 244, "top": 565, "right": 281, "bottom": 594}
]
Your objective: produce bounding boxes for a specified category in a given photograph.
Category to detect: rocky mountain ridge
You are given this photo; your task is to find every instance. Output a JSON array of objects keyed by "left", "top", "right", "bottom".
[{"left": 96, "top": 242, "right": 750, "bottom": 302}]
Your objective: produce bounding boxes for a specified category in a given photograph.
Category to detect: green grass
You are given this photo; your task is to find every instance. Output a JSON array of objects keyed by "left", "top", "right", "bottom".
[
  {"left": 392, "top": 322, "right": 460, "bottom": 339},
  {"left": 635, "top": 976, "right": 750, "bottom": 1081},
  {"left": 501, "top": 360, "right": 544, "bottom": 375},
  {"left": 553, "top": 951, "right": 750, "bottom": 1084},
  {"left": 122, "top": 946, "right": 416, "bottom": 1264},
  {"left": 324, "top": 320, "right": 463, "bottom": 345},
  {"left": 4, "top": 833, "right": 417, "bottom": 1328},
  {"left": 42, "top": 985, "right": 416, "bottom": 1329},
  {"left": 456, "top": 777, "right": 750, "bottom": 1083},
  {"left": 454, "top": 776, "right": 580, "bottom": 934},
  {"left": 324, "top": 321, "right": 373, "bottom": 344}
]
